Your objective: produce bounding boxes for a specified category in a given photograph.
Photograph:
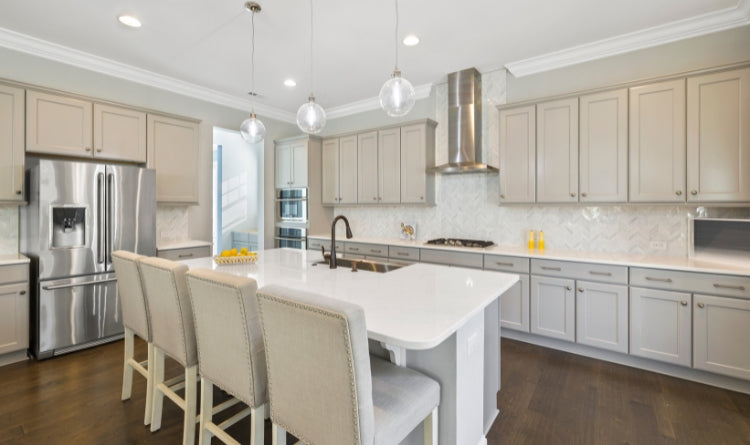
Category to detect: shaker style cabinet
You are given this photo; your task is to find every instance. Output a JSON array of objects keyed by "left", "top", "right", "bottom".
[
  {"left": 321, "top": 135, "right": 358, "bottom": 205},
  {"left": 536, "top": 97, "right": 579, "bottom": 203},
  {"left": 693, "top": 293, "right": 750, "bottom": 380},
  {"left": 579, "top": 89, "right": 628, "bottom": 203},
  {"left": 530, "top": 275, "right": 576, "bottom": 342},
  {"left": 0, "top": 264, "right": 29, "bottom": 358},
  {"left": 576, "top": 280, "right": 628, "bottom": 353},
  {"left": 400, "top": 122, "right": 436, "bottom": 205},
  {"left": 93, "top": 103, "right": 147, "bottom": 163},
  {"left": 26, "top": 90, "right": 93, "bottom": 157},
  {"left": 485, "top": 254, "right": 531, "bottom": 333},
  {"left": 0, "top": 84, "right": 25, "bottom": 203},
  {"left": 357, "top": 131, "right": 379, "bottom": 203},
  {"left": 147, "top": 114, "right": 200, "bottom": 203},
  {"left": 357, "top": 129, "right": 401, "bottom": 204},
  {"left": 630, "top": 286, "right": 692, "bottom": 366},
  {"left": 498, "top": 105, "right": 536, "bottom": 203},
  {"left": 687, "top": 67, "right": 750, "bottom": 202},
  {"left": 275, "top": 140, "right": 308, "bottom": 188},
  {"left": 629, "top": 78, "right": 686, "bottom": 202}
]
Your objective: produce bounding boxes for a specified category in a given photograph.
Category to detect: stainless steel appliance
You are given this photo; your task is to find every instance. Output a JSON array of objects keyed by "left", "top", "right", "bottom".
[
  {"left": 275, "top": 226, "right": 307, "bottom": 249},
  {"left": 20, "top": 158, "right": 156, "bottom": 359},
  {"left": 425, "top": 238, "right": 495, "bottom": 248},
  {"left": 276, "top": 187, "right": 308, "bottom": 221}
]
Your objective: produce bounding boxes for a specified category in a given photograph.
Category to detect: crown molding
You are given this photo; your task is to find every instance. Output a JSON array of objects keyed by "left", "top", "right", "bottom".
[
  {"left": 0, "top": 27, "right": 296, "bottom": 123},
  {"left": 326, "top": 83, "right": 433, "bottom": 119},
  {"left": 505, "top": 0, "right": 750, "bottom": 77}
]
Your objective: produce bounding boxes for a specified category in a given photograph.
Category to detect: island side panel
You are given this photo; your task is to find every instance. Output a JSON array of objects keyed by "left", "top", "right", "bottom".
[{"left": 484, "top": 298, "right": 501, "bottom": 434}]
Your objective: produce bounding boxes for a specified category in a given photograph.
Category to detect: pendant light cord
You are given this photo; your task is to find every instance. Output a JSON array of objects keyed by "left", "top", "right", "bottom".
[
  {"left": 251, "top": 8, "right": 256, "bottom": 111},
  {"left": 309, "top": 0, "right": 314, "bottom": 97},
  {"left": 394, "top": 0, "right": 399, "bottom": 71}
]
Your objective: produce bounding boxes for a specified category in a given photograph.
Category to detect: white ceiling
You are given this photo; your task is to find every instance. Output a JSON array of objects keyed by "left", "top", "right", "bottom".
[{"left": 0, "top": 0, "right": 747, "bottom": 122}]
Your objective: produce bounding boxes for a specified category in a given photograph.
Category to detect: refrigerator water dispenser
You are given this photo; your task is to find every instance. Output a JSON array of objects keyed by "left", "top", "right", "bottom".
[{"left": 51, "top": 207, "right": 86, "bottom": 248}]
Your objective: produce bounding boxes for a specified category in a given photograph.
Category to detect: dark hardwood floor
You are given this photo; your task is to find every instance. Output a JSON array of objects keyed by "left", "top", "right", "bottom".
[{"left": 1, "top": 338, "right": 749, "bottom": 444}]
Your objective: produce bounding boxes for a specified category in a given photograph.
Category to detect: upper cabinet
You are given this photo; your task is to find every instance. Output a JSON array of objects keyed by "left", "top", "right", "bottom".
[
  {"left": 377, "top": 128, "right": 401, "bottom": 204},
  {"left": 400, "top": 121, "right": 435, "bottom": 205},
  {"left": 357, "top": 131, "right": 379, "bottom": 203},
  {"left": 321, "top": 138, "right": 340, "bottom": 205},
  {"left": 687, "top": 67, "right": 750, "bottom": 202},
  {"left": 321, "top": 136, "right": 358, "bottom": 205},
  {"left": 147, "top": 114, "right": 200, "bottom": 204},
  {"left": 276, "top": 140, "right": 308, "bottom": 188},
  {"left": 0, "top": 84, "right": 25, "bottom": 203},
  {"left": 499, "top": 105, "right": 536, "bottom": 203},
  {"left": 628, "top": 78, "right": 686, "bottom": 202},
  {"left": 93, "top": 103, "right": 147, "bottom": 163},
  {"left": 26, "top": 90, "right": 93, "bottom": 157},
  {"left": 579, "top": 89, "right": 628, "bottom": 203},
  {"left": 536, "top": 97, "right": 579, "bottom": 203}
]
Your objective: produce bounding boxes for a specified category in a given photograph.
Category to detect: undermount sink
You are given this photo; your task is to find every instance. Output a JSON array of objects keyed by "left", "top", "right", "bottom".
[{"left": 312, "top": 258, "right": 407, "bottom": 273}]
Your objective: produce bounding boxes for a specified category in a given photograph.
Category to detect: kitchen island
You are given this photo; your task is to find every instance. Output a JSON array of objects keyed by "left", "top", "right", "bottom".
[{"left": 182, "top": 248, "right": 519, "bottom": 445}]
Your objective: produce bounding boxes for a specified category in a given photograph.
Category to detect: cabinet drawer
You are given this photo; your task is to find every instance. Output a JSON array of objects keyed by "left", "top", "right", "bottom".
[
  {"left": 484, "top": 254, "right": 530, "bottom": 273},
  {"left": 531, "top": 259, "right": 627, "bottom": 284},
  {"left": 389, "top": 246, "right": 420, "bottom": 262},
  {"left": 307, "top": 238, "right": 343, "bottom": 252},
  {"left": 345, "top": 242, "right": 388, "bottom": 258},
  {"left": 630, "top": 267, "right": 750, "bottom": 299},
  {"left": 419, "top": 249, "right": 483, "bottom": 269},
  {"left": 0, "top": 264, "right": 28, "bottom": 285},
  {"left": 157, "top": 246, "right": 211, "bottom": 261}
]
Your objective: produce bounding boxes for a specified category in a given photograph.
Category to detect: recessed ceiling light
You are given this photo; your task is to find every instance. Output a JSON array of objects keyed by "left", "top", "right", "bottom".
[
  {"left": 118, "top": 15, "right": 142, "bottom": 28},
  {"left": 284, "top": 79, "right": 297, "bottom": 87},
  {"left": 403, "top": 34, "right": 419, "bottom": 46}
]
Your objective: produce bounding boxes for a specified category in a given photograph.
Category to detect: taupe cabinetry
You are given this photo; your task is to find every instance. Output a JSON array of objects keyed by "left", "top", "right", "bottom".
[
  {"left": 26, "top": 90, "right": 93, "bottom": 157},
  {"left": 579, "top": 89, "right": 628, "bottom": 203},
  {"left": 485, "top": 254, "right": 530, "bottom": 333},
  {"left": 377, "top": 128, "right": 401, "bottom": 204},
  {"left": 400, "top": 122, "right": 436, "bottom": 204},
  {"left": 275, "top": 140, "right": 308, "bottom": 188},
  {"left": 687, "top": 67, "right": 750, "bottom": 202},
  {"left": 345, "top": 242, "right": 388, "bottom": 259},
  {"left": 147, "top": 114, "right": 200, "bottom": 203},
  {"left": 536, "top": 97, "right": 579, "bottom": 203},
  {"left": 0, "top": 264, "right": 29, "bottom": 357},
  {"left": 321, "top": 136, "right": 358, "bottom": 205},
  {"left": 156, "top": 245, "right": 211, "bottom": 261},
  {"left": 93, "top": 104, "right": 147, "bottom": 162},
  {"left": 629, "top": 79, "right": 686, "bottom": 202},
  {"left": 0, "top": 84, "right": 25, "bottom": 203},
  {"left": 498, "top": 105, "right": 536, "bottom": 203},
  {"left": 357, "top": 131, "right": 379, "bottom": 202}
]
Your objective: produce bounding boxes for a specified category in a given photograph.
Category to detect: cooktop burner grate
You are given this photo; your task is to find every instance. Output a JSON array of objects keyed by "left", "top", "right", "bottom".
[{"left": 425, "top": 238, "right": 495, "bottom": 248}]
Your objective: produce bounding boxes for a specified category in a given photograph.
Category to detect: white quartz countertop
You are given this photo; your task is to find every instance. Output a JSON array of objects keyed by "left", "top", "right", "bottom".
[
  {"left": 307, "top": 235, "right": 750, "bottom": 277},
  {"left": 157, "top": 240, "right": 212, "bottom": 250},
  {"left": 181, "top": 248, "right": 518, "bottom": 350},
  {"left": 0, "top": 254, "right": 30, "bottom": 266}
]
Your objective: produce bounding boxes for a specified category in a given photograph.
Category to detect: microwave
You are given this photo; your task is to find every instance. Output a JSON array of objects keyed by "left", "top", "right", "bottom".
[{"left": 276, "top": 188, "right": 308, "bottom": 222}]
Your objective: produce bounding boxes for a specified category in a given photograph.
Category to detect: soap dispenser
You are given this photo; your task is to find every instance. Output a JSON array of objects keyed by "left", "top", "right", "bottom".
[{"left": 538, "top": 230, "right": 545, "bottom": 251}]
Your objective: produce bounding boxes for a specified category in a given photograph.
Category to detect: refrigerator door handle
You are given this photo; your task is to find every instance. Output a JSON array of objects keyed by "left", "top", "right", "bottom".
[
  {"left": 97, "top": 172, "right": 105, "bottom": 264},
  {"left": 107, "top": 172, "right": 114, "bottom": 263},
  {"left": 42, "top": 277, "right": 118, "bottom": 291}
]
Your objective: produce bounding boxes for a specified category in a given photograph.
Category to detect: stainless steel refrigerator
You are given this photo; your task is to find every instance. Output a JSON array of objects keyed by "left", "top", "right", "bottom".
[{"left": 20, "top": 158, "right": 156, "bottom": 359}]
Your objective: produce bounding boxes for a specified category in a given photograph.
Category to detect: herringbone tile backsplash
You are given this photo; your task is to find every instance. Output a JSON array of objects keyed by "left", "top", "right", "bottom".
[
  {"left": 156, "top": 205, "right": 189, "bottom": 244},
  {"left": 0, "top": 206, "right": 18, "bottom": 254}
]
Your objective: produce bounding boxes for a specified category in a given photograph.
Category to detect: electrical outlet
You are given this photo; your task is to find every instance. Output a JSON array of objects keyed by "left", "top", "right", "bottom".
[{"left": 649, "top": 240, "right": 667, "bottom": 250}]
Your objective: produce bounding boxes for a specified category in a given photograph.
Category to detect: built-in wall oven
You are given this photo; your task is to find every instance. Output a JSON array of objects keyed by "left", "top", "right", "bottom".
[
  {"left": 275, "top": 226, "right": 307, "bottom": 249},
  {"left": 276, "top": 188, "right": 308, "bottom": 222}
]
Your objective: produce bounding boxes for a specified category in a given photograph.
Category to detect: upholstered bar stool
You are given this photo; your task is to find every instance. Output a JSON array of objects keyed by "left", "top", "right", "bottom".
[
  {"left": 186, "top": 268, "right": 268, "bottom": 445},
  {"left": 138, "top": 256, "right": 198, "bottom": 445},
  {"left": 112, "top": 250, "right": 153, "bottom": 426},
  {"left": 256, "top": 285, "right": 440, "bottom": 445}
]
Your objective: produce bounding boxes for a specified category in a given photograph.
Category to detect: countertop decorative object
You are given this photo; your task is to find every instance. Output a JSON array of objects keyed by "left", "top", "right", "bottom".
[{"left": 400, "top": 222, "right": 415, "bottom": 240}]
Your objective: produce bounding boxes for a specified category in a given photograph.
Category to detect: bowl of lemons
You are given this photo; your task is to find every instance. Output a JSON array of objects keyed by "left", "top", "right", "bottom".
[{"left": 213, "top": 247, "right": 258, "bottom": 265}]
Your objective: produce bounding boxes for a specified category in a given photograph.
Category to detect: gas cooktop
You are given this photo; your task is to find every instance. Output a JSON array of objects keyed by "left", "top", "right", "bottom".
[{"left": 425, "top": 238, "right": 495, "bottom": 248}]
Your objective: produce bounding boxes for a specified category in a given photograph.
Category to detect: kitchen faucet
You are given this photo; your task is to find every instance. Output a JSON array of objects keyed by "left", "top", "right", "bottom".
[{"left": 329, "top": 215, "right": 353, "bottom": 269}]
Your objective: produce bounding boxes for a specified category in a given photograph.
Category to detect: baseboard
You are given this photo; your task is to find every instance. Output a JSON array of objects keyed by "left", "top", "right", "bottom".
[{"left": 0, "top": 349, "right": 29, "bottom": 367}]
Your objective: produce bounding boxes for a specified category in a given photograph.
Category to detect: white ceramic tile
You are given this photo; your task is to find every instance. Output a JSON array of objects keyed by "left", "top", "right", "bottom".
[
  {"left": 0, "top": 206, "right": 18, "bottom": 254},
  {"left": 156, "top": 205, "right": 189, "bottom": 244}
]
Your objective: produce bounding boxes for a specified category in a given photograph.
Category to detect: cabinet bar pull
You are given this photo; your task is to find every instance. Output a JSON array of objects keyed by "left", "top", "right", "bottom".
[
  {"left": 178, "top": 253, "right": 194, "bottom": 258},
  {"left": 589, "top": 270, "right": 612, "bottom": 276},
  {"left": 713, "top": 283, "right": 745, "bottom": 291},
  {"left": 396, "top": 252, "right": 409, "bottom": 256},
  {"left": 541, "top": 266, "right": 562, "bottom": 271},
  {"left": 495, "top": 261, "right": 514, "bottom": 267},
  {"left": 645, "top": 276, "right": 672, "bottom": 283},
  {"left": 371, "top": 249, "right": 382, "bottom": 254},
  {"left": 349, "top": 247, "right": 360, "bottom": 251}
]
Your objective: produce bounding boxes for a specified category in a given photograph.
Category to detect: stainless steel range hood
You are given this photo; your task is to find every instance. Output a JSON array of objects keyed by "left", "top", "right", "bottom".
[{"left": 429, "top": 68, "right": 498, "bottom": 174}]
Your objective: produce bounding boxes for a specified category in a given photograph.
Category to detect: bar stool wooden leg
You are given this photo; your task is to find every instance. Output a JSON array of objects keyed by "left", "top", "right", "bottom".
[
  {"left": 424, "top": 407, "right": 438, "bottom": 445},
  {"left": 150, "top": 347, "right": 166, "bottom": 432},
  {"left": 250, "top": 405, "right": 265, "bottom": 445},
  {"left": 198, "top": 378, "right": 213, "bottom": 445},
  {"left": 183, "top": 365, "right": 198, "bottom": 445},
  {"left": 144, "top": 342, "right": 154, "bottom": 426},
  {"left": 121, "top": 328, "right": 134, "bottom": 401},
  {"left": 272, "top": 424, "right": 286, "bottom": 445}
]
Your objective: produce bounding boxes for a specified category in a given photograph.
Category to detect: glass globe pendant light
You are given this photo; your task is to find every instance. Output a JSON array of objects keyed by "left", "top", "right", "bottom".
[
  {"left": 296, "top": 0, "right": 326, "bottom": 134},
  {"left": 240, "top": 2, "right": 266, "bottom": 143},
  {"left": 379, "top": 0, "right": 415, "bottom": 117}
]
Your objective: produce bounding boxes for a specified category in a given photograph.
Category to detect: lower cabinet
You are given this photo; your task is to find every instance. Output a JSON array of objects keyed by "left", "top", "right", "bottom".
[
  {"left": 0, "top": 264, "right": 29, "bottom": 357},
  {"left": 501, "top": 274, "right": 530, "bottom": 333},
  {"left": 156, "top": 245, "right": 211, "bottom": 261},
  {"left": 693, "top": 294, "right": 750, "bottom": 380},
  {"left": 530, "top": 276, "right": 575, "bottom": 342},
  {"left": 630, "top": 287, "right": 692, "bottom": 367}
]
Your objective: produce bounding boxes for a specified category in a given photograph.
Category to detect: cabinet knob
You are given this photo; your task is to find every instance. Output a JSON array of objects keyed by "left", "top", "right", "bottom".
[
  {"left": 19, "top": 290, "right": 26, "bottom": 295},
  {"left": 570, "top": 192, "right": 576, "bottom": 197},
  {"left": 680, "top": 300, "right": 688, "bottom": 306},
  {"left": 581, "top": 192, "right": 587, "bottom": 197},
  {"left": 577, "top": 288, "right": 583, "bottom": 293},
  {"left": 565, "top": 286, "right": 572, "bottom": 291},
  {"left": 500, "top": 194, "right": 505, "bottom": 199},
  {"left": 419, "top": 196, "right": 424, "bottom": 200},
  {"left": 373, "top": 197, "right": 377, "bottom": 201},
  {"left": 697, "top": 302, "right": 705, "bottom": 308},
  {"left": 377, "top": 197, "right": 382, "bottom": 201},
  {"left": 96, "top": 148, "right": 102, "bottom": 152},
  {"left": 16, "top": 190, "right": 22, "bottom": 195},
  {"left": 691, "top": 190, "right": 698, "bottom": 196},
  {"left": 85, "top": 147, "right": 92, "bottom": 152},
  {"left": 675, "top": 190, "right": 682, "bottom": 196}
]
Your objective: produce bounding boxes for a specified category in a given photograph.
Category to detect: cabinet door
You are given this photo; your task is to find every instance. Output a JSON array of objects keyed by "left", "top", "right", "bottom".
[
  {"left": 321, "top": 138, "right": 340, "bottom": 205},
  {"left": 629, "top": 79, "right": 686, "bottom": 202},
  {"left": 630, "top": 287, "right": 691, "bottom": 366},
  {"left": 275, "top": 144, "right": 292, "bottom": 188},
  {"left": 536, "top": 98, "right": 578, "bottom": 203},
  {"left": 291, "top": 142, "right": 308, "bottom": 187},
  {"left": 400, "top": 123, "right": 432, "bottom": 204},
  {"left": 499, "top": 105, "right": 536, "bottom": 203},
  {"left": 93, "top": 103, "right": 147, "bottom": 163},
  {"left": 339, "top": 135, "right": 358, "bottom": 204},
  {"left": 687, "top": 68, "right": 750, "bottom": 202},
  {"left": 378, "top": 128, "right": 401, "bottom": 204},
  {"left": 147, "top": 114, "right": 200, "bottom": 203},
  {"left": 357, "top": 131, "right": 378, "bottom": 203},
  {"left": 530, "top": 276, "right": 575, "bottom": 342},
  {"left": 0, "top": 84, "right": 25, "bottom": 202},
  {"left": 576, "top": 281, "right": 628, "bottom": 353},
  {"left": 26, "top": 90, "right": 93, "bottom": 157},
  {"left": 0, "top": 282, "right": 29, "bottom": 355},
  {"left": 579, "top": 89, "right": 628, "bottom": 203},
  {"left": 500, "top": 274, "right": 530, "bottom": 333},
  {"left": 693, "top": 294, "right": 750, "bottom": 380}
]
